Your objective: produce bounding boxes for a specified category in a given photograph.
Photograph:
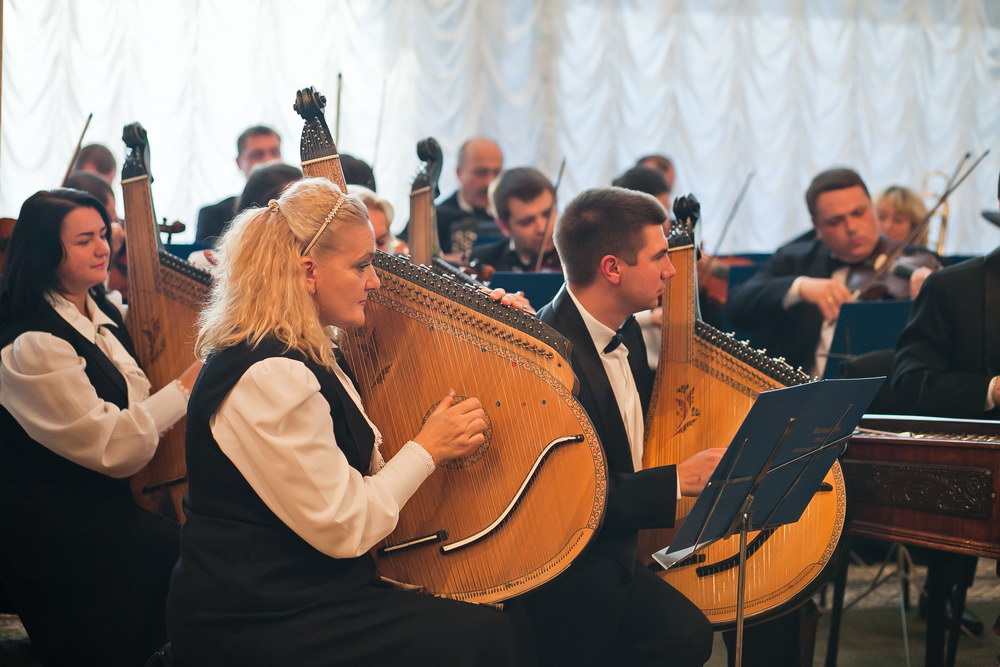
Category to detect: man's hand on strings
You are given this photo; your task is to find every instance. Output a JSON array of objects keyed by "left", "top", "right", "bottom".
[
  {"left": 677, "top": 448, "right": 726, "bottom": 497},
  {"left": 482, "top": 287, "right": 535, "bottom": 314}
]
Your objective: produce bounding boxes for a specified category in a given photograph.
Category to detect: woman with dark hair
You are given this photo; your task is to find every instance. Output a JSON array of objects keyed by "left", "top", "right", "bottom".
[{"left": 0, "top": 188, "right": 200, "bottom": 666}]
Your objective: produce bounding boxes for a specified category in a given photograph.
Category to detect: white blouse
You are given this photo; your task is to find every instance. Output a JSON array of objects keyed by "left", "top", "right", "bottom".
[
  {"left": 210, "top": 354, "right": 436, "bottom": 560},
  {"left": 0, "top": 292, "right": 188, "bottom": 478}
]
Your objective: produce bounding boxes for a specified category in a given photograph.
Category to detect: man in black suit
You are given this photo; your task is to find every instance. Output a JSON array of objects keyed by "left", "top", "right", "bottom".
[
  {"left": 195, "top": 125, "right": 281, "bottom": 244},
  {"left": 886, "top": 179, "right": 1000, "bottom": 653},
  {"left": 434, "top": 137, "right": 503, "bottom": 256},
  {"left": 727, "top": 167, "right": 938, "bottom": 375},
  {"left": 519, "top": 186, "right": 722, "bottom": 666},
  {"left": 893, "top": 184, "right": 1000, "bottom": 419},
  {"left": 469, "top": 167, "right": 560, "bottom": 273}
]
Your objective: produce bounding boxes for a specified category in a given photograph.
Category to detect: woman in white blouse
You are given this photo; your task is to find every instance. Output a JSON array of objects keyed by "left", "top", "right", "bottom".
[
  {"left": 165, "top": 178, "right": 525, "bottom": 666},
  {"left": 0, "top": 188, "right": 200, "bottom": 666}
]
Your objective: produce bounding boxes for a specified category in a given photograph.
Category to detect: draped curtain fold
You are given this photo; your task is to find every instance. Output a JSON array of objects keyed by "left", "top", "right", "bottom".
[{"left": 2, "top": 0, "right": 999, "bottom": 253}]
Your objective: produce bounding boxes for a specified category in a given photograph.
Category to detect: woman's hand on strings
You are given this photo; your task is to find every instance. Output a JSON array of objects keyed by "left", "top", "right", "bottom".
[{"left": 414, "top": 392, "right": 488, "bottom": 465}]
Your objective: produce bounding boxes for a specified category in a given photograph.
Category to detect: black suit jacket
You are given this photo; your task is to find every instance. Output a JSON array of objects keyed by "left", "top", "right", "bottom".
[
  {"left": 892, "top": 248, "right": 1000, "bottom": 419},
  {"left": 537, "top": 287, "right": 677, "bottom": 561},
  {"left": 195, "top": 196, "right": 237, "bottom": 245},
  {"left": 434, "top": 190, "right": 497, "bottom": 253},
  {"left": 518, "top": 286, "right": 680, "bottom": 660},
  {"left": 468, "top": 239, "right": 560, "bottom": 273},
  {"left": 727, "top": 235, "right": 938, "bottom": 372}
]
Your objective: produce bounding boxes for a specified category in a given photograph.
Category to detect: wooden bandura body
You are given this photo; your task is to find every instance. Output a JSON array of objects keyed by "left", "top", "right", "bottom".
[
  {"left": 845, "top": 415, "right": 1000, "bottom": 559},
  {"left": 293, "top": 86, "right": 606, "bottom": 603},
  {"left": 342, "top": 253, "right": 606, "bottom": 603},
  {"left": 120, "top": 123, "right": 211, "bottom": 519},
  {"left": 640, "top": 216, "right": 846, "bottom": 627}
]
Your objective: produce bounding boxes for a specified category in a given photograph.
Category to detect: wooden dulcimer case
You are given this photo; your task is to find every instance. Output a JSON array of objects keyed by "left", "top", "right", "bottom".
[
  {"left": 293, "top": 86, "right": 607, "bottom": 603},
  {"left": 120, "top": 123, "right": 211, "bottom": 519},
  {"left": 640, "top": 211, "right": 847, "bottom": 627},
  {"left": 845, "top": 415, "right": 1000, "bottom": 559}
]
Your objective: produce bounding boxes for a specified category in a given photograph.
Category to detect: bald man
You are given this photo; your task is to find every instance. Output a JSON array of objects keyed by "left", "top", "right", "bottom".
[{"left": 435, "top": 137, "right": 504, "bottom": 254}]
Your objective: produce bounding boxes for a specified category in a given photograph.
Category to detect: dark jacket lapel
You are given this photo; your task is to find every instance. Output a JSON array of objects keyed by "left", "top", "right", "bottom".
[
  {"left": 540, "top": 286, "right": 636, "bottom": 474},
  {"left": 984, "top": 248, "right": 1000, "bottom": 377}
]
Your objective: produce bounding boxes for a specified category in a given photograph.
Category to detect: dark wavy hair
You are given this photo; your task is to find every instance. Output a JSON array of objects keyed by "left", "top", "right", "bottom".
[
  {"left": 237, "top": 163, "right": 303, "bottom": 211},
  {"left": 1, "top": 188, "right": 111, "bottom": 322}
]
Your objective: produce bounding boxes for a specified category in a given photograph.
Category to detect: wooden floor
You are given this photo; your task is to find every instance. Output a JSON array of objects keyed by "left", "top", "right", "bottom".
[{"left": 3, "top": 560, "right": 999, "bottom": 666}]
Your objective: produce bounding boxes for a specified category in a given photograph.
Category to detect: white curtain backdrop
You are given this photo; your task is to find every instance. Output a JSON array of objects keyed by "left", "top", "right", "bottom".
[{"left": 2, "top": 0, "right": 999, "bottom": 253}]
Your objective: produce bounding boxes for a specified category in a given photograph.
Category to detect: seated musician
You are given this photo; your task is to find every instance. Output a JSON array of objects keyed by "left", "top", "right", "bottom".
[
  {"left": 892, "top": 174, "right": 1000, "bottom": 419},
  {"left": 518, "top": 186, "right": 722, "bottom": 666},
  {"left": 0, "top": 189, "right": 200, "bottom": 666},
  {"left": 875, "top": 185, "right": 930, "bottom": 248},
  {"left": 727, "top": 167, "right": 940, "bottom": 376},
  {"left": 469, "top": 167, "right": 560, "bottom": 273},
  {"left": 165, "top": 178, "right": 526, "bottom": 666},
  {"left": 189, "top": 162, "right": 303, "bottom": 271},
  {"left": 195, "top": 125, "right": 282, "bottom": 245},
  {"left": 613, "top": 165, "right": 672, "bottom": 212},
  {"left": 635, "top": 153, "right": 677, "bottom": 192},
  {"left": 73, "top": 142, "right": 117, "bottom": 184},
  {"left": 350, "top": 185, "right": 408, "bottom": 254},
  {"left": 884, "top": 175, "right": 1000, "bottom": 644}
]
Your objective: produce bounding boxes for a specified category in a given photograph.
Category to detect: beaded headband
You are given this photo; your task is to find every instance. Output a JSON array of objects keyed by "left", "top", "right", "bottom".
[{"left": 297, "top": 193, "right": 348, "bottom": 256}]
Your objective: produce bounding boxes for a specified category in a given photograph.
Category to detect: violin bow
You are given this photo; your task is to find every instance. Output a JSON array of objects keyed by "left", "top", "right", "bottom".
[
  {"left": 709, "top": 169, "right": 755, "bottom": 258},
  {"left": 850, "top": 149, "right": 990, "bottom": 299},
  {"left": 371, "top": 76, "right": 388, "bottom": 173},
  {"left": 534, "top": 157, "right": 566, "bottom": 273},
  {"left": 334, "top": 72, "right": 343, "bottom": 146},
  {"left": 62, "top": 112, "right": 94, "bottom": 185}
]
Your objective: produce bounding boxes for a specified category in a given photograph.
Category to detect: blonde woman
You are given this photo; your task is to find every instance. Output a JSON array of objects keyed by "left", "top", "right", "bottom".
[
  {"left": 875, "top": 185, "right": 929, "bottom": 247},
  {"left": 164, "top": 178, "right": 524, "bottom": 666}
]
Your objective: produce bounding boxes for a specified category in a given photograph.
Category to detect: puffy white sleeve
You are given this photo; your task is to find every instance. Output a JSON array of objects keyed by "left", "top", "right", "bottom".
[
  {"left": 0, "top": 332, "right": 187, "bottom": 477},
  {"left": 211, "top": 356, "right": 436, "bottom": 559}
]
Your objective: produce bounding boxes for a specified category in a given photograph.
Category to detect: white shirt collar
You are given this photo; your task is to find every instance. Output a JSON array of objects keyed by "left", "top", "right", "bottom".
[
  {"left": 565, "top": 286, "right": 621, "bottom": 356},
  {"left": 456, "top": 190, "right": 476, "bottom": 214},
  {"left": 45, "top": 291, "right": 117, "bottom": 344}
]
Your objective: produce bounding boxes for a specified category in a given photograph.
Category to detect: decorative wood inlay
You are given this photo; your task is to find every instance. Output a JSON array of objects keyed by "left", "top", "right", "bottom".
[{"left": 843, "top": 459, "right": 993, "bottom": 520}]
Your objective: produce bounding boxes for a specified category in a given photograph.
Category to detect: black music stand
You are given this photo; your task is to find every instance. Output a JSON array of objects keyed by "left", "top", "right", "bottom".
[{"left": 652, "top": 377, "right": 883, "bottom": 667}]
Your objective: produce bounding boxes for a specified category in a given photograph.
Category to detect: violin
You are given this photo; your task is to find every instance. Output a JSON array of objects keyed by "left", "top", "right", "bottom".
[
  {"left": 845, "top": 236, "right": 939, "bottom": 301},
  {"left": 670, "top": 194, "right": 741, "bottom": 308},
  {"left": 697, "top": 253, "right": 752, "bottom": 308},
  {"left": 688, "top": 169, "right": 756, "bottom": 308}
]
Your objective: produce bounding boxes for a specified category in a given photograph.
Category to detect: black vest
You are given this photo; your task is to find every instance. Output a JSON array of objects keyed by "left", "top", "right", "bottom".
[
  {"left": 0, "top": 294, "right": 136, "bottom": 527},
  {"left": 174, "top": 339, "right": 378, "bottom": 613}
]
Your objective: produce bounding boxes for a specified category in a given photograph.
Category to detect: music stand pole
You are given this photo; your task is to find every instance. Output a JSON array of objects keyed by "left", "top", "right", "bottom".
[{"left": 734, "top": 494, "right": 754, "bottom": 667}]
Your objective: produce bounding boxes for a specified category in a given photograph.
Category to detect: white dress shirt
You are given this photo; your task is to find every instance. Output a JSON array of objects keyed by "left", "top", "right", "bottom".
[
  {"left": 566, "top": 287, "right": 646, "bottom": 472},
  {"left": 0, "top": 292, "right": 187, "bottom": 478},
  {"left": 210, "top": 352, "right": 436, "bottom": 560},
  {"left": 783, "top": 268, "right": 849, "bottom": 377}
]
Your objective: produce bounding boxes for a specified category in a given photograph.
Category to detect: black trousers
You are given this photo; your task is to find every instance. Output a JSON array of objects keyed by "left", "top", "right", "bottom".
[
  {"left": 521, "top": 555, "right": 714, "bottom": 667},
  {"left": 168, "top": 579, "right": 529, "bottom": 666}
]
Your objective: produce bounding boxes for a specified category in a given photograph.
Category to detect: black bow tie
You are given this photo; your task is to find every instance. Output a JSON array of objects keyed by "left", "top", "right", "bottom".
[{"left": 602, "top": 316, "right": 636, "bottom": 354}]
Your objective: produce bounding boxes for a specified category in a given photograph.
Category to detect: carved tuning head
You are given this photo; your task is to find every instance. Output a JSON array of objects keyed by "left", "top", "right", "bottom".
[
  {"left": 121, "top": 122, "right": 152, "bottom": 181},
  {"left": 293, "top": 86, "right": 326, "bottom": 120},
  {"left": 413, "top": 137, "right": 443, "bottom": 198}
]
